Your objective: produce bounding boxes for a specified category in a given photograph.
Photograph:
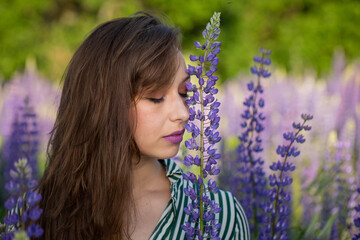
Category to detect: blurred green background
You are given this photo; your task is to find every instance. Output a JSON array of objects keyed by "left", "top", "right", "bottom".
[{"left": 0, "top": 0, "right": 359, "bottom": 83}]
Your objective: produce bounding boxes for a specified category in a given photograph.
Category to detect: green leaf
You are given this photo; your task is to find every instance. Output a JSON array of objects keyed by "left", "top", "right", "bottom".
[
  {"left": 303, "top": 212, "right": 320, "bottom": 239},
  {"left": 317, "top": 215, "right": 336, "bottom": 239}
]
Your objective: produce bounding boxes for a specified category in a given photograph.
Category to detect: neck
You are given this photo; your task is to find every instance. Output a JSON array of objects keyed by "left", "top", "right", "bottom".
[{"left": 132, "top": 157, "right": 166, "bottom": 196}]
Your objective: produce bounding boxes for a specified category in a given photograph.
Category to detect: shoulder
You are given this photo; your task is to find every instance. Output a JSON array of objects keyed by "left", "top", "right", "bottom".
[{"left": 208, "top": 189, "right": 250, "bottom": 240}]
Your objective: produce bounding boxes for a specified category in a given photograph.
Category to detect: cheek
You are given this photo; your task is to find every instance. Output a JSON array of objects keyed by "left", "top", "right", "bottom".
[
  {"left": 136, "top": 108, "right": 156, "bottom": 129},
  {"left": 133, "top": 106, "right": 160, "bottom": 144}
]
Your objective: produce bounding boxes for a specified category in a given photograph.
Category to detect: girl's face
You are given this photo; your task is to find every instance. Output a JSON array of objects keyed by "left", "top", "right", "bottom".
[{"left": 133, "top": 53, "right": 190, "bottom": 160}]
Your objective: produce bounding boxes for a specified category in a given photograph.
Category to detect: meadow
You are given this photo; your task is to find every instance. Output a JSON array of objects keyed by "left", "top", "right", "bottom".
[{"left": 1, "top": 48, "right": 358, "bottom": 239}]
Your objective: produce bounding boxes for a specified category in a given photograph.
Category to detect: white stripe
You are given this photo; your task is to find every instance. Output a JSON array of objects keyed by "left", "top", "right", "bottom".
[
  {"left": 225, "top": 191, "right": 236, "bottom": 240},
  {"left": 235, "top": 197, "right": 249, "bottom": 239},
  {"left": 235, "top": 227, "right": 239, "bottom": 239}
]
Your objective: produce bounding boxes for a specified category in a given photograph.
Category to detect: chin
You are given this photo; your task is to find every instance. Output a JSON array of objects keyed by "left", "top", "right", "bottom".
[{"left": 158, "top": 145, "right": 181, "bottom": 159}]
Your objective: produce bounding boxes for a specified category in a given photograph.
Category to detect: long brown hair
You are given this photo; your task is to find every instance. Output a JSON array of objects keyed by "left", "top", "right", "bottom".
[{"left": 38, "top": 12, "right": 181, "bottom": 239}]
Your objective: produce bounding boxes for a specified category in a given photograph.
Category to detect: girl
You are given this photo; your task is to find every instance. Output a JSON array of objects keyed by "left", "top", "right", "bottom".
[{"left": 38, "top": 12, "right": 249, "bottom": 239}]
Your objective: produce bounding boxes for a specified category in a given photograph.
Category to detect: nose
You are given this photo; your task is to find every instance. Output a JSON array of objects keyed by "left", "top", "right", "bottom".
[{"left": 170, "top": 95, "right": 189, "bottom": 122}]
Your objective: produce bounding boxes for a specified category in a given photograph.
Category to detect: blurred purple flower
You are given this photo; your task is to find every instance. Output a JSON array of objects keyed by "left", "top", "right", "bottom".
[
  {"left": 335, "top": 67, "right": 360, "bottom": 135},
  {"left": 1, "top": 97, "right": 39, "bottom": 184},
  {"left": 215, "top": 48, "right": 359, "bottom": 239},
  {"left": 353, "top": 188, "right": 360, "bottom": 240},
  {"left": 0, "top": 65, "right": 59, "bottom": 160}
]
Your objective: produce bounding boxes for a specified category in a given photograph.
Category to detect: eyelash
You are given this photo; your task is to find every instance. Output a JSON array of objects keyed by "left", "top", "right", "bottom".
[
  {"left": 180, "top": 93, "right": 188, "bottom": 98},
  {"left": 148, "top": 97, "right": 164, "bottom": 104},
  {"left": 147, "top": 92, "right": 188, "bottom": 104}
]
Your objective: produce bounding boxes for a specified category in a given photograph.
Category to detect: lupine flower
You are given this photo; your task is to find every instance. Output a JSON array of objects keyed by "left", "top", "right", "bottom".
[
  {"left": 1, "top": 96, "right": 39, "bottom": 184},
  {"left": 301, "top": 139, "right": 355, "bottom": 238},
  {"left": 0, "top": 158, "right": 43, "bottom": 239},
  {"left": 1, "top": 96, "right": 40, "bottom": 209},
  {"left": 235, "top": 48, "right": 271, "bottom": 238},
  {"left": 260, "top": 113, "right": 313, "bottom": 239},
  {"left": 181, "top": 12, "right": 222, "bottom": 239},
  {"left": 328, "top": 141, "right": 353, "bottom": 239},
  {"left": 215, "top": 49, "right": 358, "bottom": 238},
  {"left": 353, "top": 188, "right": 360, "bottom": 240},
  {"left": 335, "top": 70, "right": 360, "bottom": 136},
  {"left": 0, "top": 66, "right": 59, "bottom": 154}
]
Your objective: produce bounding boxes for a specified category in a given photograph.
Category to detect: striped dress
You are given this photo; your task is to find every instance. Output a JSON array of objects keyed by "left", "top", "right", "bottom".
[{"left": 150, "top": 158, "right": 250, "bottom": 240}]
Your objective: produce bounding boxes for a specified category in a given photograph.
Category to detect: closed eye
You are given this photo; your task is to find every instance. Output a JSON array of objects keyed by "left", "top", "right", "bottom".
[{"left": 147, "top": 97, "right": 164, "bottom": 104}]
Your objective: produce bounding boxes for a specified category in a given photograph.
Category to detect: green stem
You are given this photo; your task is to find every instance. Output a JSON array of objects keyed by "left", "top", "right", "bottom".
[
  {"left": 199, "top": 39, "right": 210, "bottom": 235},
  {"left": 199, "top": 86, "right": 204, "bottom": 235}
]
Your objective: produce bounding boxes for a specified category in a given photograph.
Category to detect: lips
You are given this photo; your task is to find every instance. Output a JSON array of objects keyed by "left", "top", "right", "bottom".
[
  {"left": 165, "top": 129, "right": 185, "bottom": 137},
  {"left": 163, "top": 129, "right": 185, "bottom": 144}
]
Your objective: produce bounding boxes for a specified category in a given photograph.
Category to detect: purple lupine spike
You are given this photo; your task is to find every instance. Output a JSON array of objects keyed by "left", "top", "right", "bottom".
[
  {"left": 26, "top": 224, "right": 44, "bottom": 238},
  {"left": 194, "top": 41, "right": 201, "bottom": 49},
  {"left": 182, "top": 12, "right": 222, "bottom": 239},
  {"left": 260, "top": 114, "right": 313, "bottom": 239},
  {"left": 0, "top": 232, "right": 14, "bottom": 240},
  {"left": 316, "top": 140, "right": 356, "bottom": 239},
  {"left": 1, "top": 97, "right": 40, "bottom": 189},
  {"left": 183, "top": 172, "right": 197, "bottom": 184},
  {"left": 1, "top": 158, "right": 43, "bottom": 239},
  {"left": 332, "top": 142, "right": 355, "bottom": 239},
  {"left": 190, "top": 55, "right": 198, "bottom": 61},
  {"left": 354, "top": 188, "right": 360, "bottom": 239},
  {"left": 235, "top": 48, "right": 271, "bottom": 237},
  {"left": 4, "top": 213, "right": 19, "bottom": 226}
]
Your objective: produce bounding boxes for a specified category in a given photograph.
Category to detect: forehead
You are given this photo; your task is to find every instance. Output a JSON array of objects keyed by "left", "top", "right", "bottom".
[
  {"left": 173, "top": 53, "right": 189, "bottom": 84},
  {"left": 176, "top": 52, "right": 192, "bottom": 80}
]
